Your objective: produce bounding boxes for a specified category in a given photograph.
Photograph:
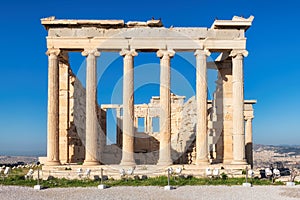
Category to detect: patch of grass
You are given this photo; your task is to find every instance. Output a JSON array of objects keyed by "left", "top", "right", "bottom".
[
  {"left": 0, "top": 176, "right": 99, "bottom": 188},
  {"left": 43, "top": 178, "right": 99, "bottom": 188},
  {"left": 0, "top": 169, "right": 285, "bottom": 188},
  {"left": 0, "top": 175, "right": 285, "bottom": 188},
  {"left": 250, "top": 178, "right": 284, "bottom": 185},
  {"left": 1, "top": 175, "right": 37, "bottom": 187},
  {"left": 107, "top": 177, "right": 286, "bottom": 187}
]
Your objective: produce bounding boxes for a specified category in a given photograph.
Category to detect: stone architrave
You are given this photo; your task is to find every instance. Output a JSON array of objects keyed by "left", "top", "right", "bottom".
[
  {"left": 157, "top": 49, "right": 175, "bottom": 166},
  {"left": 120, "top": 49, "right": 138, "bottom": 166},
  {"left": 194, "top": 49, "right": 210, "bottom": 165},
  {"left": 230, "top": 49, "right": 248, "bottom": 164},
  {"left": 82, "top": 49, "right": 101, "bottom": 166},
  {"left": 46, "top": 48, "right": 61, "bottom": 166}
]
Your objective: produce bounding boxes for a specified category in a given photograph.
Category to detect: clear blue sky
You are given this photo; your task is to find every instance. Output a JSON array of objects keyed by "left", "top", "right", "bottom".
[{"left": 0, "top": 0, "right": 299, "bottom": 155}]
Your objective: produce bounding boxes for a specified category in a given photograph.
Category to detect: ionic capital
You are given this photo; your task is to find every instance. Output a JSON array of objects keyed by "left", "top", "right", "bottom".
[
  {"left": 244, "top": 115, "right": 254, "bottom": 121},
  {"left": 120, "top": 49, "right": 138, "bottom": 57},
  {"left": 46, "top": 48, "right": 60, "bottom": 57},
  {"left": 81, "top": 49, "right": 101, "bottom": 57},
  {"left": 194, "top": 49, "right": 211, "bottom": 57},
  {"left": 230, "top": 49, "right": 248, "bottom": 59},
  {"left": 157, "top": 49, "right": 175, "bottom": 58}
]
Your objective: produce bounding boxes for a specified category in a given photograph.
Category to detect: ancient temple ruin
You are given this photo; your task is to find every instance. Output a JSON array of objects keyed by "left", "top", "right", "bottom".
[{"left": 41, "top": 16, "right": 256, "bottom": 175}]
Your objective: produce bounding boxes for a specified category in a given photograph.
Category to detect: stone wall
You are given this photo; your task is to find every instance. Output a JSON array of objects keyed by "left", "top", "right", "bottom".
[
  {"left": 214, "top": 60, "right": 234, "bottom": 163},
  {"left": 100, "top": 94, "right": 184, "bottom": 164},
  {"left": 58, "top": 60, "right": 69, "bottom": 163},
  {"left": 171, "top": 96, "right": 196, "bottom": 163},
  {"left": 67, "top": 75, "right": 86, "bottom": 163},
  {"left": 58, "top": 63, "right": 106, "bottom": 164},
  {"left": 100, "top": 95, "right": 216, "bottom": 165},
  {"left": 58, "top": 60, "right": 255, "bottom": 165}
]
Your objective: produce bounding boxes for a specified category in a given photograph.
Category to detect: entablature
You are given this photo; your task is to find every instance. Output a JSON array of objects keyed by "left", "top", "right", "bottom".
[{"left": 43, "top": 16, "right": 253, "bottom": 53}]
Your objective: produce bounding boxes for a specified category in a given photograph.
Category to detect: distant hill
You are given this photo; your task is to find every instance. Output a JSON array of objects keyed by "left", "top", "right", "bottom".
[
  {"left": 254, "top": 144, "right": 300, "bottom": 156},
  {"left": 253, "top": 144, "right": 300, "bottom": 169},
  {"left": 0, "top": 156, "right": 38, "bottom": 165}
]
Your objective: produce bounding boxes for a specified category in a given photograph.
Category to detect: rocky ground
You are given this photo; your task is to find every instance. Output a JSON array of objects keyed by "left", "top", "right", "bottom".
[{"left": 0, "top": 185, "right": 300, "bottom": 200}]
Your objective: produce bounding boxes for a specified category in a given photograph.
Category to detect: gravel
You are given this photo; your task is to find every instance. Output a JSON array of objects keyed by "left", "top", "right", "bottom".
[{"left": 0, "top": 185, "right": 300, "bottom": 200}]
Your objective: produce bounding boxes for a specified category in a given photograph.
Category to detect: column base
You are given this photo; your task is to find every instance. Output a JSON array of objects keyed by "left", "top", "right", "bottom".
[
  {"left": 157, "top": 160, "right": 173, "bottom": 166},
  {"left": 231, "top": 160, "right": 247, "bottom": 165},
  {"left": 46, "top": 160, "right": 61, "bottom": 166},
  {"left": 83, "top": 160, "right": 100, "bottom": 166},
  {"left": 195, "top": 159, "right": 210, "bottom": 166},
  {"left": 223, "top": 159, "right": 233, "bottom": 164},
  {"left": 120, "top": 160, "right": 136, "bottom": 166},
  {"left": 210, "top": 160, "right": 220, "bottom": 164}
]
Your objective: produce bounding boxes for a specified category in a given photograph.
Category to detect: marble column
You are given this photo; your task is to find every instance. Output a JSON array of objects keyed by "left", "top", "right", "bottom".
[
  {"left": 120, "top": 49, "right": 138, "bottom": 166},
  {"left": 157, "top": 49, "right": 175, "bottom": 166},
  {"left": 230, "top": 50, "right": 248, "bottom": 164},
  {"left": 116, "top": 108, "right": 122, "bottom": 148},
  {"left": 144, "top": 115, "right": 148, "bottom": 133},
  {"left": 194, "top": 49, "right": 210, "bottom": 165},
  {"left": 245, "top": 116, "right": 253, "bottom": 166},
  {"left": 82, "top": 49, "right": 100, "bottom": 166},
  {"left": 134, "top": 117, "right": 138, "bottom": 129},
  {"left": 149, "top": 117, "right": 153, "bottom": 133},
  {"left": 46, "top": 48, "right": 61, "bottom": 166}
]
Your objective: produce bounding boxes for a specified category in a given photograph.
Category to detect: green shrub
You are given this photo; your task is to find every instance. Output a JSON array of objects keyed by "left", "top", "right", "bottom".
[
  {"left": 242, "top": 169, "right": 246, "bottom": 175},
  {"left": 220, "top": 172, "right": 228, "bottom": 180}
]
